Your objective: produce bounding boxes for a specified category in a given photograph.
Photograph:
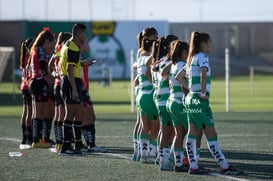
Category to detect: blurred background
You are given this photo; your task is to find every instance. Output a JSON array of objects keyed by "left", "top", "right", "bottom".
[{"left": 0, "top": 0, "right": 273, "bottom": 81}]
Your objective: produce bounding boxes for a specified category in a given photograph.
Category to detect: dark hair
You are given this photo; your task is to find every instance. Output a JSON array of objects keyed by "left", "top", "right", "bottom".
[
  {"left": 170, "top": 40, "right": 189, "bottom": 64},
  {"left": 187, "top": 31, "right": 211, "bottom": 66},
  {"left": 151, "top": 40, "right": 159, "bottom": 65},
  {"left": 72, "top": 23, "right": 87, "bottom": 37},
  {"left": 31, "top": 28, "right": 55, "bottom": 52},
  {"left": 136, "top": 31, "right": 143, "bottom": 49},
  {"left": 157, "top": 35, "right": 178, "bottom": 59},
  {"left": 142, "top": 27, "right": 158, "bottom": 38},
  {"left": 20, "top": 38, "right": 33, "bottom": 69},
  {"left": 55, "top": 32, "right": 72, "bottom": 51}
]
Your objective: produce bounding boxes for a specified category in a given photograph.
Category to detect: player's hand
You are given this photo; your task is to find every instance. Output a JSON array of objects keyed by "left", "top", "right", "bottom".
[
  {"left": 198, "top": 93, "right": 209, "bottom": 100},
  {"left": 72, "top": 89, "right": 79, "bottom": 101},
  {"left": 81, "top": 59, "right": 96, "bottom": 66}
]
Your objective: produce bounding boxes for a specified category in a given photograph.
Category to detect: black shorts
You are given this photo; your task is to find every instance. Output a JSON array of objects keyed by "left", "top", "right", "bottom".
[
  {"left": 61, "top": 76, "right": 82, "bottom": 104},
  {"left": 29, "top": 78, "right": 48, "bottom": 102},
  {"left": 22, "top": 89, "right": 32, "bottom": 106},
  {"left": 82, "top": 90, "right": 93, "bottom": 107},
  {"left": 54, "top": 84, "right": 64, "bottom": 106}
]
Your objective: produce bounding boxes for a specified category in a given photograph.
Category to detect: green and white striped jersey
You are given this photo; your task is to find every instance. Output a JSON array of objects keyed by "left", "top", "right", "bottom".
[
  {"left": 169, "top": 60, "right": 186, "bottom": 103},
  {"left": 137, "top": 55, "right": 154, "bottom": 94},
  {"left": 153, "top": 57, "right": 171, "bottom": 107},
  {"left": 187, "top": 52, "right": 211, "bottom": 93}
]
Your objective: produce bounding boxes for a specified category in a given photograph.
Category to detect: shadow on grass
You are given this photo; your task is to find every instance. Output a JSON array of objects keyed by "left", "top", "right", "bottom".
[
  {"left": 0, "top": 93, "right": 22, "bottom": 106},
  {"left": 97, "top": 146, "right": 273, "bottom": 180}
]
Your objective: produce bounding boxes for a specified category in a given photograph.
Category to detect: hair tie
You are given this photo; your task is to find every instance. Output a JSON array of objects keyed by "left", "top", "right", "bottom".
[{"left": 43, "top": 27, "right": 50, "bottom": 32}]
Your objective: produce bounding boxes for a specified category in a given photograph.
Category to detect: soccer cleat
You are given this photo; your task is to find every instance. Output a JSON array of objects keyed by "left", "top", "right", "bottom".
[
  {"left": 154, "top": 156, "right": 160, "bottom": 165},
  {"left": 140, "top": 156, "right": 149, "bottom": 164},
  {"left": 19, "top": 144, "right": 32, "bottom": 150},
  {"left": 58, "top": 147, "right": 83, "bottom": 156},
  {"left": 132, "top": 154, "right": 140, "bottom": 161},
  {"left": 32, "top": 140, "right": 52, "bottom": 148},
  {"left": 189, "top": 167, "right": 211, "bottom": 175},
  {"left": 175, "top": 164, "right": 189, "bottom": 172},
  {"left": 88, "top": 145, "right": 107, "bottom": 153},
  {"left": 220, "top": 165, "right": 243, "bottom": 175},
  {"left": 160, "top": 160, "right": 174, "bottom": 171},
  {"left": 75, "top": 143, "right": 93, "bottom": 155}
]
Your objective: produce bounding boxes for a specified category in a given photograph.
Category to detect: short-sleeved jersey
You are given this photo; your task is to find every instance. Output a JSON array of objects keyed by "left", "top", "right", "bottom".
[
  {"left": 169, "top": 60, "right": 186, "bottom": 103},
  {"left": 154, "top": 57, "right": 171, "bottom": 106},
  {"left": 187, "top": 52, "right": 211, "bottom": 93},
  {"left": 136, "top": 55, "right": 153, "bottom": 94},
  {"left": 30, "top": 47, "right": 47, "bottom": 79},
  {"left": 60, "top": 39, "right": 82, "bottom": 79}
]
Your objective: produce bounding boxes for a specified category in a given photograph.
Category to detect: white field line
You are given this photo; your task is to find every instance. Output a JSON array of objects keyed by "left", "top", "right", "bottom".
[
  {"left": 1, "top": 136, "right": 251, "bottom": 181},
  {"left": 208, "top": 173, "right": 250, "bottom": 181}
]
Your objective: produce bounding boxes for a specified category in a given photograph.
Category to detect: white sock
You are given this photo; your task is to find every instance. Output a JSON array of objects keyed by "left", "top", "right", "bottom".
[
  {"left": 161, "top": 148, "right": 170, "bottom": 162},
  {"left": 133, "top": 138, "right": 138, "bottom": 155},
  {"left": 174, "top": 151, "right": 185, "bottom": 167},
  {"left": 140, "top": 138, "right": 149, "bottom": 157},
  {"left": 186, "top": 137, "right": 198, "bottom": 169},
  {"left": 149, "top": 143, "right": 157, "bottom": 157},
  {"left": 207, "top": 140, "right": 229, "bottom": 169}
]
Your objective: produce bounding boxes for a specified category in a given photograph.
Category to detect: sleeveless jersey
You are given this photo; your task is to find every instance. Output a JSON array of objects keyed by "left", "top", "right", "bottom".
[{"left": 30, "top": 47, "right": 47, "bottom": 79}]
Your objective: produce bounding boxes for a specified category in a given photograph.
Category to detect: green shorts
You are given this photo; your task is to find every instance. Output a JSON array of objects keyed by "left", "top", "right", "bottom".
[
  {"left": 157, "top": 105, "right": 172, "bottom": 126},
  {"left": 166, "top": 99, "right": 188, "bottom": 128},
  {"left": 185, "top": 93, "right": 214, "bottom": 129},
  {"left": 136, "top": 93, "right": 158, "bottom": 120}
]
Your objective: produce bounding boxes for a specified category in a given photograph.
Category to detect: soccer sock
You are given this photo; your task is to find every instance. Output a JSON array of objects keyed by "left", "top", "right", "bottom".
[
  {"left": 47, "top": 118, "right": 52, "bottom": 140},
  {"left": 42, "top": 118, "right": 51, "bottom": 141},
  {"left": 174, "top": 148, "right": 185, "bottom": 167},
  {"left": 139, "top": 134, "right": 149, "bottom": 157},
  {"left": 57, "top": 121, "right": 63, "bottom": 144},
  {"left": 82, "top": 124, "right": 93, "bottom": 147},
  {"left": 90, "top": 124, "right": 96, "bottom": 146},
  {"left": 54, "top": 121, "right": 58, "bottom": 143},
  {"left": 21, "top": 124, "right": 27, "bottom": 144},
  {"left": 73, "top": 121, "right": 83, "bottom": 147},
  {"left": 26, "top": 126, "right": 33, "bottom": 144},
  {"left": 196, "top": 148, "right": 201, "bottom": 161},
  {"left": 186, "top": 135, "right": 198, "bottom": 169},
  {"left": 161, "top": 148, "right": 170, "bottom": 162},
  {"left": 63, "top": 120, "right": 73, "bottom": 148},
  {"left": 133, "top": 135, "right": 138, "bottom": 155},
  {"left": 33, "top": 118, "right": 43, "bottom": 143},
  {"left": 207, "top": 137, "right": 229, "bottom": 169},
  {"left": 149, "top": 140, "right": 157, "bottom": 157}
]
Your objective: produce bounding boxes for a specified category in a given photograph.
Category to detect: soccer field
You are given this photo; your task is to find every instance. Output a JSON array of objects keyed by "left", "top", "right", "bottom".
[{"left": 0, "top": 112, "right": 273, "bottom": 181}]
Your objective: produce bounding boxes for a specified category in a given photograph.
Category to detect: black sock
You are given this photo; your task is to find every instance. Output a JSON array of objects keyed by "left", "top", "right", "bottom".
[
  {"left": 33, "top": 118, "right": 43, "bottom": 143},
  {"left": 43, "top": 118, "right": 52, "bottom": 141},
  {"left": 54, "top": 121, "right": 58, "bottom": 143},
  {"left": 63, "top": 120, "right": 73, "bottom": 148},
  {"left": 21, "top": 124, "right": 27, "bottom": 144},
  {"left": 57, "top": 121, "right": 63, "bottom": 144},
  {"left": 82, "top": 125, "right": 93, "bottom": 146},
  {"left": 90, "top": 124, "right": 96, "bottom": 147},
  {"left": 26, "top": 126, "right": 33, "bottom": 144},
  {"left": 73, "top": 121, "right": 83, "bottom": 147}
]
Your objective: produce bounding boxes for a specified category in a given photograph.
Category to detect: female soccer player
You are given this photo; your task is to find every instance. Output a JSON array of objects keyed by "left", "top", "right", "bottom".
[
  {"left": 178, "top": 31, "right": 242, "bottom": 175},
  {"left": 19, "top": 38, "right": 33, "bottom": 149},
  {"left": 164, "top": 40, "right": 190, "bottom": 172},
  {"left": 151, "top": 35, "right": 178, "bottom": 170},
  {"left": 28, "top": 28, "right": 55, "bottom": 148},
  {"left": 135, "top": 27, "right": 159, "bottom": 163},
  {"left": 48, "top": 32, "right": 72, "bottom": 153}
]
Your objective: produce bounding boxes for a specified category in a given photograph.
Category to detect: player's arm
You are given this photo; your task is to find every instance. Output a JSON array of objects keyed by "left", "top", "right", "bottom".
[
  {"left": 199, "top": 67, "right": 208, "bottom": 100},
  {"left": 67, "top": 64, "right": 78, "bottom": 101}
]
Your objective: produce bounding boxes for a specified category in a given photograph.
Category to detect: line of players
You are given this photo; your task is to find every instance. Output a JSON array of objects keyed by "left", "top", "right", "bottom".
[
  {"left": 132, "top": 27, "right": 242, "bottom": 175},
  {"left": 19, "top": 24, "right": 106, "bottom": 155}
]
